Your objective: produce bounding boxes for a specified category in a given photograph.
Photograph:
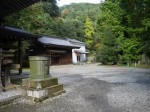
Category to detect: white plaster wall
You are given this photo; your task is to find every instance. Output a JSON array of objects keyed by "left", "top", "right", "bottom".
[
  {"left": 72, "top": 49, "right": 77, "bottom": 64},
  {"left": 80, "top": 46, "right": 86, "bottom": 62},
  {"left": 72, "top": 45, "right": 86, "bottom": 64}
]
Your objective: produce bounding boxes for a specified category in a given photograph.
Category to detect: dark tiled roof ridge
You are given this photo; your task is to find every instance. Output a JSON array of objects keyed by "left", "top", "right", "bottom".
[
  {"left": 1, "top": 25, "right": 23, "bottom": 29},
  {"left": 40, "top": 35, "right": 67, "bottom": 40}
]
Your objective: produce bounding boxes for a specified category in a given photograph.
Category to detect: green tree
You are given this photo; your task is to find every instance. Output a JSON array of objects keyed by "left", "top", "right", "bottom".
[
  {"left": 84, "top": 17, "right": 95, "bottom": 46},
  {"left": 96, "top": 45, "right": 118, "bottom": 64},
  {"left": 49, "top": 18, "right": 84, "bottom": 40},
  {"left": 4, "top": 1, "right": 59, "bottom": 61},
  {"left": 120, "top": 0, "right": 150, "bottom": 60},
  {"left": 43, "top": 0, "right": 60, "bottom": 17},
  {"left": 60, "top": 3, "right": 100, "bottom": 22},
  {"left": 120, "top": 38, "right": 143, "bottom": 66},
  {"left": 96, "top": 0, "right": 124, "bottom": 64},
  {"left": 60, "top": 3, "right": 101, "bottom": 55},
  {"left": 5, "top": 3, "right": 53, "bottom": 35}
]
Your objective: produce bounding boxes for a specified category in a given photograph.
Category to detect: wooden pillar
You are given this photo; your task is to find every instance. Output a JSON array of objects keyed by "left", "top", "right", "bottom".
[
  {"left": 18, "top": 39, "right": 22, "bottom": 75},
  {"left": 0, "top": 48, "right": 5, "bottom": 91},
  {"left": 0, "top": 49, "right": 2, "bottom": 89},
  {"left": 3, "top": 65, "right": 11, "bottom": 86},
  {"left": 1, "top": 48, "right": 11, "bottom": 87}
]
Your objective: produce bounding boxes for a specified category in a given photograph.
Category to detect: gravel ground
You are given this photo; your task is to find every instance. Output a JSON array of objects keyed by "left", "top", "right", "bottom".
[
  {"left": 0, "top": 89, "right": 22, "bottom": 101},
  {"left": 0, "top": 64, "right": 150, "bottom": 112}
]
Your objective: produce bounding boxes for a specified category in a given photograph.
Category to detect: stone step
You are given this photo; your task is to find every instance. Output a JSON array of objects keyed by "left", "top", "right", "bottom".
[
  {"left": 4, "top": 84, "right": 21, "bottom": 91},
  {"left": 26, "top": 84, "right": 65, "bottom": 102},
  {"left": 30, "top": 90, "right": 66, "bottom": 103},
  {"left": 26, "top": 84, "right": 65, "bottom": 98},
  {"left": 22, "top": 77, "right": 65, "bottom": 102},
  {"left": 52, "top": 90, "right": 66, "bottom": 97},
  {"left": 47, "top": 84, "right": 64, "bottom": 95},
  {"left": 0, "top": 95, "right": 22, "bottom": 106},
  {"left": 22, "top": 77, "right": 58, "bottom": 89}
]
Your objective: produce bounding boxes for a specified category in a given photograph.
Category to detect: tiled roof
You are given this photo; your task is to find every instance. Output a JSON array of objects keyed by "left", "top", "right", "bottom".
[
  {"left": 0, "top": 25, "right": 41, "bottom": 39},
  {"left": 38, "top": 36, "right": 80, "bottom": 48},
  {"left": 67, "top": 38, "right": 85, "bottom": 44},
  {"left": 74, "top": 49, "right": 89, "bottom": 54}
]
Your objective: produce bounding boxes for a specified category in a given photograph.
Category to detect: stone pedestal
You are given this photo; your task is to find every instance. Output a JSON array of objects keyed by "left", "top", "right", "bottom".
[
  {"left": 22, "top": 56, "right": 65, "bottom": 102},
  {"left": 22, "top": 77, "right": 65, "bottom": 102}
]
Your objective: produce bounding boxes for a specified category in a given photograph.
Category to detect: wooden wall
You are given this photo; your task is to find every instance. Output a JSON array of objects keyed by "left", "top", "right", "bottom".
[{"left": 50, "top": 52, "right": 72, "bottom": 65}]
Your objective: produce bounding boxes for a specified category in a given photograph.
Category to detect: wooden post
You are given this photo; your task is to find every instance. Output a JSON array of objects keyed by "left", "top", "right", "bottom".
[
  {"left": 0, "top": 48, "right": 5, "bottom": 91},
  {"left": 3, "top": 65, "right": 11, "bottom": 87},
  {"left": 0, "top": 49, "right": 2, "bottom": 87},
  {"left": 2, "top": 48, "right": 12, "bottom": 87},
  {"left": 18, "top": 39, "right": 22, "bottom": 75}
]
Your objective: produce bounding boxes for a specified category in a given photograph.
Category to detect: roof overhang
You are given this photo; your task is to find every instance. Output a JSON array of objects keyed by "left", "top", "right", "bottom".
[
  {"left": 0, "top": 25, "right": 41, "bottom": 40},
  {"left": 38, "top": 36, "right": 80, "bottom": 48},
  {"left": 74, "top": 50, "right": 89, "bottom": 54},
  {"left": 0, "top": 0, "right": 47, "bottom": 19},
  {"left": 49, "top": 50, "right": 66, "bottom": 53}
]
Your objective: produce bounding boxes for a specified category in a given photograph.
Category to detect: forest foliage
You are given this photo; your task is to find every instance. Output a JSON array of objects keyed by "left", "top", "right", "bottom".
[
  {"left": 97, "top": 0, "right": 150, "bottom": 65},
  {"left": 4, "top": 0, "right": 150, "bottom": 65}
]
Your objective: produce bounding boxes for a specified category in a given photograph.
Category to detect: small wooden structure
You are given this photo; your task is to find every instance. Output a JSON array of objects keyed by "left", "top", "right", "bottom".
[
  {"left": 36, "top": 36, "right": 80, "bottom": 65},
  {"left": 0, "top": 0, "right": 46, "bottom": 90},
  {"left": 0, "top": 25, "right": 41, "bottom": 88}
]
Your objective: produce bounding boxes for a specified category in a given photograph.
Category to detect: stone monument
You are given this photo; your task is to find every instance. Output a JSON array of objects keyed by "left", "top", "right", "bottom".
[{"left": 22, "top": 56, "right": 65, "bottom": 102}]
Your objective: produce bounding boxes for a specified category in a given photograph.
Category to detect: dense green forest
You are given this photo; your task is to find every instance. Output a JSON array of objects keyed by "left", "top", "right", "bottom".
[
  {"left": 96, "top": 0, "right": 150, "bottom": 65},
  {"left": 4, "top": 0, "right": 150, "bottom": 66}
]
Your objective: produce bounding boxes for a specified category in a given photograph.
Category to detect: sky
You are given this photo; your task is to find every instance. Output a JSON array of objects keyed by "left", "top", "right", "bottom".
[{"left": 56, "top": 0, "right": 102, "bottom": 7}]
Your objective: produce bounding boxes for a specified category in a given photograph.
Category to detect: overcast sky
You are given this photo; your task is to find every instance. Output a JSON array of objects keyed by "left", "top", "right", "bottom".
[{"left": 57, "top": 0, "right": 103, "bottom": 6}]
